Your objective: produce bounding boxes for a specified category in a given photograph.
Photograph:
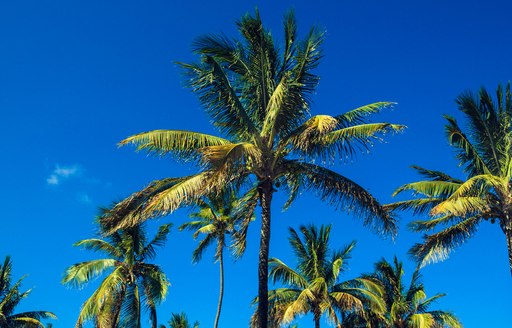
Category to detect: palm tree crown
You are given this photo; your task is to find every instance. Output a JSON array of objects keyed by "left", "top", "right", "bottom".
[
  {"left": 179, "top": 188, "right": 256, "bottom": 328},
  {"left": 344, "top": 257, "right": 462, "bottom": 328},
  {"left": 103, "top": 10, "right": 403, "bottom": 327},
  {"left": 390, "top": 83, "right": 512, "bottom": 274},
  {"left": 260, "top": 225, "right": 383, "bottom": 328},
  {"left": 0, "top": 256, "right": 56, "bottom": 328},
  {"left": 62, "top": 218, "right": 171, "bottom": 328}
]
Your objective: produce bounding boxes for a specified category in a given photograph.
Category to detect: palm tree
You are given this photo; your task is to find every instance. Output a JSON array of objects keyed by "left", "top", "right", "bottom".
[
  {"left": 259, "top": 225, "right": 383, "bottom": 328},
  {"left": 62, "top": 219, "right": 171, "bottom": 328},
  {"left": 103, "top": 10, "right": 403, "bottom": 327},
  {"left": 179, "top": 188, "right": 255, "bottom": 328},
  {"left": 160, "top": 312, "right": 199, "bottom": 328},
  {"left": 0, "top": 256, "right": 56, "bottom": 327},
  {"left": 344, "top": 257, "right": 462, "bottom": 328},
  {"left": 389, "top": 83, "right": 512, "bottom": 274}
]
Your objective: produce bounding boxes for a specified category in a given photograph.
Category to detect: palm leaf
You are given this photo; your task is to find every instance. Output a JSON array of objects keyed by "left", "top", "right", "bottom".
[
  {"left": 119, "top": 130, "right": 231, "bottom": 162},
  {"left": 410, "top": 216, "right": 481, "bottom": 267}
]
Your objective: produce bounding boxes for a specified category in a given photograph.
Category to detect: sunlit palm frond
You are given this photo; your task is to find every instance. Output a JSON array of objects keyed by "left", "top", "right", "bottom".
[
  {"left": 408, "top": 313, "right": 435, "bottom": 328},
  {"left": 268, "top": 259, "right": 308, "bottom": 289},
  {"left": 73, "top": 239, "right": 122, "bottom": 258},
  {"left": 392, "top": 180, "right": 461, "bottom": 199},
  {"left": 336, "top": 102, "right": 396, "bottom": 126},
  {"left": 119, "top": 130, "right": 231, "bottom": 161},
  {"left": 410, "top": 217, "right": 481, "bottom": 267},
  {"left": 200, "top": 142, "right": 261, "bottom": 169},
  {"left": 62, "top": 259, "right": 118, "bottom": 287},
  {"left": 100, "top": 178, "right": 184, "bottom": 233}
]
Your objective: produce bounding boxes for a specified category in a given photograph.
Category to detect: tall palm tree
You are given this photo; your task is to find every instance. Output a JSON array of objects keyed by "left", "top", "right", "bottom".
[
  {"left": 179, "top": 188, "right": 255, "bottom": 328},
  {"left": 159, "top": 312, "right": 199, "bottom": 328},
  {"left": 0, "top": 256, "right": 56, "bottom": 327},
  {"left": 344, "top": 257, "right": 462, "bottom": 328},
  {"left": 62, "top": 219, "right": 171, "bottom": 328},
  {"left": 258, "top": 225, "right": 383, "bottom": 328},
  {"left": 389, "top": 83, "right": 512, "bottom": 274},
  {"left": 103, "top": 10, "right": 403, "bottom": 327}
]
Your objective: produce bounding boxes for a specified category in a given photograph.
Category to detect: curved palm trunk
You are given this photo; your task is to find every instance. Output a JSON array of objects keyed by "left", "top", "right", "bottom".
[
  {"left": 257, "top": 179, "right": 274, "bottom": 328},
  {"left": 214, "top": 246, "right": 224, "bottom": 328}
]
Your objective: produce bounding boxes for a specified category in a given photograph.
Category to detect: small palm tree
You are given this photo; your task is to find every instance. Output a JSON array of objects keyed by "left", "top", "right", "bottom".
[
  {"left": 160, "top": 312, "right": 199, "bottom": 328},
  {"left": 179, "top": 188, "right": 255, "bottom": 328},
  {"left": 0, "top": 256, "right": 56, "bottom": 327},
  {"left": 344, "top": 257, "right": 462, "bottom": 328},
  {"left": 259, "top": 225, "right": 383, "bottom": 328},
  {"left": 389, "top": 83, "right": 512, "bottom": 274},
  {"left": 62, "top": 217, "right": 171, "bottom": 328},
  {"left": 103, "top": 10, "right": 403, "bottom": 327}
]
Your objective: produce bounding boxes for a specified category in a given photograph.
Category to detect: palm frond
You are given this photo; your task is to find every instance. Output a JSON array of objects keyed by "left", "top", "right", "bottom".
[
  {"left": 73, "top": 239, "right": 122, "bottom": 258},
  {"left": 62, "top": 259, "right": 118, "bottom": 287},
  {"left": 119, "top": 130, "right": 231, "bottom": 162},
  {"left": 410, "top": 216, "right": 481, "bottom": 267},
  {"left": 281, "top": 161, "right": 397, "bottom": 235}
]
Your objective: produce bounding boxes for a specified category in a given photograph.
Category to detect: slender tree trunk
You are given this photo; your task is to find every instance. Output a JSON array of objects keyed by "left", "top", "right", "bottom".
[
  {"left": 314, "top": 311, "right": 321, "bottom": 328},
  {"left": 505, "top": 222, "right": 512, "bottom": 276},
  {"left": 214, "top": 246, "right": 224, "bottom": 328},
  {"left": 257, "top": 179, "right": 274, "bottom": 328}
]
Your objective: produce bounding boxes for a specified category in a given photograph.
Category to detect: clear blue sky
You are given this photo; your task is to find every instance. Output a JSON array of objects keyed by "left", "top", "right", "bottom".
[{"left": 1, "top": 0, "right": 511, "bottom": 327}]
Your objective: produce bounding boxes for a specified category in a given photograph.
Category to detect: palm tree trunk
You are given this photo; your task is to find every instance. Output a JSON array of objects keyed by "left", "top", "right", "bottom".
[
  {"left": 214, "top": 246, "right": 224, "bottom": 328},
  {"left": 314, "top": 312, "right": 321, "bottom": 328},
  {"left": 505, "top": 222, "right": 512, "bottom": 276},
  {"left": 257, "top": 179, "right": 274, "bottom": 328}
]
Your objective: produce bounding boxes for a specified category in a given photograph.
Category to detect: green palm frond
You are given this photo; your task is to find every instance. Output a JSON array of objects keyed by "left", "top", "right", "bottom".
[
  {"left": 336, "top": 102, "right": 396, "bottom": 126},
  {"left": 408, "top": 215, "right": 459, "bottom": 232},
  {"left": 141, "top": 223, "right": 172, "bottom": 260},
  {"left": 119, "top": 130, "right": 231, "bottom": 161},
  {"left": 410, "top": 217, "right": 481, "bottom": 267},
  {"left": 444, "top": 115, "right": 490, "bottom": 176},
  {"left": 73, "top": 239, "right": 122, "bottom": 258},
  {"left": 408, "top": 313, "right": 435, "bottom": 328},
  {"left": 392, "top": 180, "right": 461, "bottom": 198},
  {"left": 431, "top": 196, "right": 489, "bottom": 217},
  {"left": 269, "top": 258, "right": 308, "bottom": 289},
  {"left": 62, "top": 259, "right": 118, "bottom": 287}
]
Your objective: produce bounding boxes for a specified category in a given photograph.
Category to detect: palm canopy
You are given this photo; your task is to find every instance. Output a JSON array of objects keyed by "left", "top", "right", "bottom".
[
  {"left": 344, "top": 257, "right": 462, "bottom": 328},
  {"left": 256, "top": 225, "right": 384, "bottom": 328},
  {"left": 0, "top": 256, "right": 56, "bottom": 328},
  {"left": 160, "top": 312, "right": 199, "bottom": 328},
  {"left": 62, "top": 216, "right": 171, "bottom": 328},
  {"left": 105, "top": 10, "right": 403, "bottom": 327},
  {"left": 179, "top": 188, "right": 256, "bottom": 328},
  {"left": 389, "top": 83, "right": 512, "bottom": 273}
]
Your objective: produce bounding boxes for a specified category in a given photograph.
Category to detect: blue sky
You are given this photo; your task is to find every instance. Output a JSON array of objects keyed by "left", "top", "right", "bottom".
[{"left": 1, "top": 0, "right": 511, "bottom": 327}]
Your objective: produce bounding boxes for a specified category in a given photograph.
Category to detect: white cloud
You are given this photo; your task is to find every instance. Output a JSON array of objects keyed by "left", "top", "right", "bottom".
[
  {"left": 76, "top": 192, "right": 92, "bottom": 204},
  {"left": 46, "top": 164, "right": 82, "bottom": 185}
]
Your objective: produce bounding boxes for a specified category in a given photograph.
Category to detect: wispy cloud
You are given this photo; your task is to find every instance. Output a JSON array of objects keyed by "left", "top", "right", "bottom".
[
  {"left": 46, "top": 164, "right": 82, "bottom": 185},
  {"left": 76, "top": 192, "right": 92, "bottom": 204}
]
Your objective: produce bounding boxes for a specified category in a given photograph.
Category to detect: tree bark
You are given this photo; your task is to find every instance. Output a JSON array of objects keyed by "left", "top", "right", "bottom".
[
  {"left": 505, "top": 223, "right": 512, "bottom": 276},
  {"left": 257, "top": 179, "right": 274, "bottom": 328},
  {"left": 214, "top": 246, "right": 224, "bottom": 328},
  {"left": 314, "top": 311, "right": 321, "bottom": 328}
]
